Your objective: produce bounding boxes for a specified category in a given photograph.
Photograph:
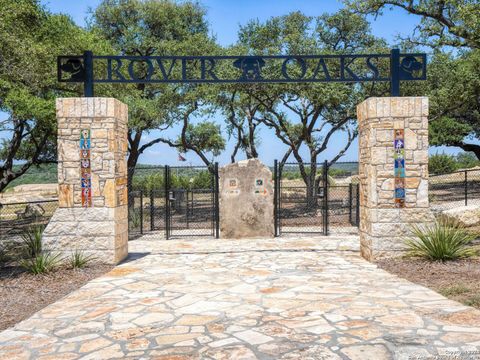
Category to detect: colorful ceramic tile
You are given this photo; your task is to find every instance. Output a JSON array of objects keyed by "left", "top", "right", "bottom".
[
  {"left": 394, "top": 128, "right": 405, "bottom": 208},
  {"left": 394, "top": 150, "right": 405, "bottom": 159},
  {"left": 80, "top": 149, "right": 90, "bottom": 159},
  {"left": 395, "top": 198, "right": 405, "bottom": 208},
  {"left": 80, "top": 129, "right": 92, "bottom": 207},
  {"left": 80, "top": 129, "right": 91, "bottom": 150},
  {"left": 394, "top": 167, "right": 405, "bottom": 177},
  {"left": 395, "top": 188, "right": 405, "bottom": 198},
  {"left": 394, "top": 138, "right": 404, "bottom": 150},
  {"left": 81, "top": 187, "right": 92, "bottom": 207}
]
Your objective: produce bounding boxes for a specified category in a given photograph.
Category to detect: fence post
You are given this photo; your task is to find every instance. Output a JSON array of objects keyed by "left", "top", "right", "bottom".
[
  {"left": 348, "top": 183, "right": 353, "bottom": 224},
  {"left": 465, "top": 170, "right": 468, "bottom": 206},
  {"left": 273, "top": 160, "right": 278, "bottom": 237},
  {"left": 164, "top": 165, "right": 170, "bottom": 239},
  {"left": 214, "top": 162, "right": 220, "bottom": 239},
  {"left": 323, "top": 160, "right": 329, "bottom": 235},
  {"left": 150, "top": 190, "right": 154, "bottom": 231},
  {"left": 356, "top": 183, "right": 360, "bottom": 226},
  {"left": 140, "top": 190, "right": 144, "bottom": 235}
]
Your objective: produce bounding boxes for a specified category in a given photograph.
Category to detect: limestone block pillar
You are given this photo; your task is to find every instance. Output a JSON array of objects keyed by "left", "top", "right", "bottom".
[
  {"left": 357, "top": 97, "right": 434, "bottom": 260},
  {"left": 219, "top": 159, "right": 274, "bottom": 238},
  {"left": 43, "top": 98, "right": 129, "bottom": 264}
]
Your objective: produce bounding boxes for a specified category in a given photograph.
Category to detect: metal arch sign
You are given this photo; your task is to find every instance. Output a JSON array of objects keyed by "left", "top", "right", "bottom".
[{"left": 57, "top": 49, "right": 426, "bottom": 97}]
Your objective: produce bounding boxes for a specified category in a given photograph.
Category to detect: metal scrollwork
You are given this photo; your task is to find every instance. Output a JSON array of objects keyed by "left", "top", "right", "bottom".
[{"left": 57, "top": 49, "right": 427, "bottom": 97}]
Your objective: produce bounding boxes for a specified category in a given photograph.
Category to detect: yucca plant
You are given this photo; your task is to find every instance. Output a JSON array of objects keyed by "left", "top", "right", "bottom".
[
  {"left": 20, "top": 224, "right": 44, "bottom": 258},
  {"left": 20, "top": 252, "right": 60, "bottom": 275},
  {"left": 0, "top": 244, "right": 11, "bottom": 268},
  {"left": 405, "top": 219, "right": 477, "bottom": 261},
  {"left": 129, "top": 209, "right": 142, "bottom": 229},
  {"left": 69, "top": 250, "right": 95, "bottom": 269}
]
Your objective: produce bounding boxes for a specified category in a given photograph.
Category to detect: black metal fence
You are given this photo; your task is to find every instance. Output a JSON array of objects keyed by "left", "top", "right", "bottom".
[
  {"left": 429, "top": 168, "right": 480, "bottom": 211},
  {"left": 128, "top": 164, "right": 219, "bottom": 240},
  {"left": 0, "top": 200, "right": 58, "bottom": 242},
  {"left": 274, "top": 160, "right": 359, "bottom": 236}
]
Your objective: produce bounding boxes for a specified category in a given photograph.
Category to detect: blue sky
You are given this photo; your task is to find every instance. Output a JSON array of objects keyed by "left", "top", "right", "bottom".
[{"left": 3, "top": 0, "right": 461, "bottom": 165}]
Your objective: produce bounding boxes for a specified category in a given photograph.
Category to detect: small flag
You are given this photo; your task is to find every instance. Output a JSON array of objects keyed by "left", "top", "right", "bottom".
[{"left": 178, "top": 153, "right": 187, "bottom": 162}]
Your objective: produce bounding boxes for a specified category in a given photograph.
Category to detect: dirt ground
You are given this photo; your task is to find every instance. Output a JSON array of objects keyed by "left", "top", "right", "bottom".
[
  {"left": 0, "top": 265, "right": 112, "bottom": 331},
  {"left": 376, "top": 256, "right": 480, "bottom": 309}
]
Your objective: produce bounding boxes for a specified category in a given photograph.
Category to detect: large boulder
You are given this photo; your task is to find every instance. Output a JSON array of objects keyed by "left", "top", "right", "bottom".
[{"left": 440, "top": 205, "right": 480, "bottom": 227}]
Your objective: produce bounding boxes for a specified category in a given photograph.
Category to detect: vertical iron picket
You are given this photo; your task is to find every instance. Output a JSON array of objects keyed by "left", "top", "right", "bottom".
[
  {"left": 465, "top": 170, "right": 468, "bottom": 206},
  {"left": 348, "top": 183, "right": 353, "bottom": 225},
  {"left": 215, "top": 162, "right": 220, "bottom": 239},
  {"left": 273, "top": 160, "right": 278, "bottom": 237},
  {"left": 356, "top": 183, "right": 360, "bottom": 226},
  {"left": 140, "top": 190, "right": 144, "bottom": 235},
  {"left": 150, "top": 190, "right": 154, "bottom": 231},
  {"left": 164, "top": 165, "right": 170, "bottom": 239},
  {"left": 323, "top": 160, "right": 329, "bottom": 235}
]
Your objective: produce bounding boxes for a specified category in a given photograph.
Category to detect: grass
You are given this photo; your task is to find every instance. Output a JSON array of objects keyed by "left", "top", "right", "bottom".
[
  {"left": 69, "top": 250, "right": 95, "bottom": 269},
  {"left": 20, "top": 252, "right": 61, "bottom": 275},
  {"left": 439, "top": 284, "right": 470, "bottom": 297},
  {"left": 20, "top": 224, "right": 44, "bottom": 258},
  {"left": 465, "top": 295, "right": 480, "bottom": 308},
  {"left": 405, "top": 219, "right": 477, "bottom": 261}
]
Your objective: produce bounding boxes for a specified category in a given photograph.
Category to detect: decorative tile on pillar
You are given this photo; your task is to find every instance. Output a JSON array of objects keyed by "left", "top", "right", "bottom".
[
  {"left": 394, "top": 129, "right": 405, "bottom": 208},
  {"left": 80, "top": 129, "right": 92, "bottom": 207}
]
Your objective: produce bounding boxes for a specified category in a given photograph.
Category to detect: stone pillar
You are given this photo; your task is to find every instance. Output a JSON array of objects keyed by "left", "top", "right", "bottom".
[
  {"left": 42, "top": 98, "right": 129, "bottom": 264},
  {"left": 357, "top": 97, "right": 434, "bottom": 260},
  {"left": 219, "top": 159, "right": 274, "bottom": 238}
]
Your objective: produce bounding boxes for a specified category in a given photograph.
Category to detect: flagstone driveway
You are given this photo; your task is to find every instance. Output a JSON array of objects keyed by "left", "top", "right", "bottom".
[{"left": 1, "top": 236, "right": 480, "bottom": 359}]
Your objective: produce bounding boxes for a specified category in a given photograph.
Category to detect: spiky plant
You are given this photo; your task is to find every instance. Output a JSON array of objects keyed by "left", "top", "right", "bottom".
[
  {"left": 69, "top": 250, "right": 95, "bottom": 269},
  {"left": 405, "top": 219, "right": 477, "bottom": 261},
  {"left": 20, "top": 252, "right": 60, "bottom": 275},
  {"left": 20, "top": 224, "right": 44, "bottom": 258}
]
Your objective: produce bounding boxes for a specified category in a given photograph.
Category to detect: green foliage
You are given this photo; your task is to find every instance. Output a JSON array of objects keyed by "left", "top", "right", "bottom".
[
  {"left": 0, "top": 0, "right": 114, "bottom": 191},
  {"left": 405, "top": 219, "right": 477, "bottom": 261},
  {"left": 131, "top": 169, "right": 212, "bottom": 192},
  {"left": 465, "top": 295, "right": 480, "bottom": 308},
  {"left": 20, "top": 252, "right": 60, "bottom": 274},
  {"left": 90, "top": 0, "right": 221, "bottom": 169},
  {"left": 456, "top": 152, "right": 480, "bottom": 169},
  {"left": 429, "top": 152, "right": 480, "bottom": 174},
  {"left": 69, "top": 250, "right": 94, "bottom": 269},
  {"left": 429, "top": 153, "right": 458, "bottom": 175},
  {"left": 345, "top": 0, "right": 480, "bottom": 49},
  {"left": 20, "top": 224, "right": 44, "bottom": 258},
  {"left": 180, "top": 122, "right": 226, "bottom": 157},
  {"left": 129, "top": 208, "right": 142, "bottom": 229},
  {"left": 346, "top": 1, "right": 480, "bottom": 158},
  {"left": 3, "top": 164, "right": 57, "bottom": 190},
  {"left": 439, "top": 284, "right": 470, "bottom": 297},
  {"left": 0, "top": 243, "right": 12, "bottom": 268}
]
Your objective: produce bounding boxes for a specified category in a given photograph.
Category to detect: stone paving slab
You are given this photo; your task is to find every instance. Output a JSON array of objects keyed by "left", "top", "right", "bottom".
[{"left": 1, "top": 237, "right": 480, "bottom": 359}]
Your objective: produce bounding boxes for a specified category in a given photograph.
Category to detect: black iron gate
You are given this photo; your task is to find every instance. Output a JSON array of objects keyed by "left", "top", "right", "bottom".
[
  {"left": 128, "top": 164, "right": 219, "bottom": 240},
  {"left": 274, "top": 160, "right": 359, "bottom": 236},
  {"left": 165, "top": 164, "right": 219, "bottom": 239}
]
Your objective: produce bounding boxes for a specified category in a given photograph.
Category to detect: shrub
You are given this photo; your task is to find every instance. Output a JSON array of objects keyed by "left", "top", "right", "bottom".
[
  {"left": 129, "top": 208, "right": 142, "bottom": 229},
  {"left": 405, "top": 219, "right": 477, "bottom": 261},
  {"left": 429, "top": 153, "right": 458, "bottom": 175},
  {"left": 21, "top": 224, "right": 44, "bottom": 258},
  {"left": 0, "top": 244, "right": 11, "bottom": 268},
  {"left": 456, "top": 152, "right": 480, "bottom": 169},
  {"left": 20, "top": 252, "right": 60, "bottom": 274},
  {"left": 69, "top": 250, "right": 95, "bottom": 269}
]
